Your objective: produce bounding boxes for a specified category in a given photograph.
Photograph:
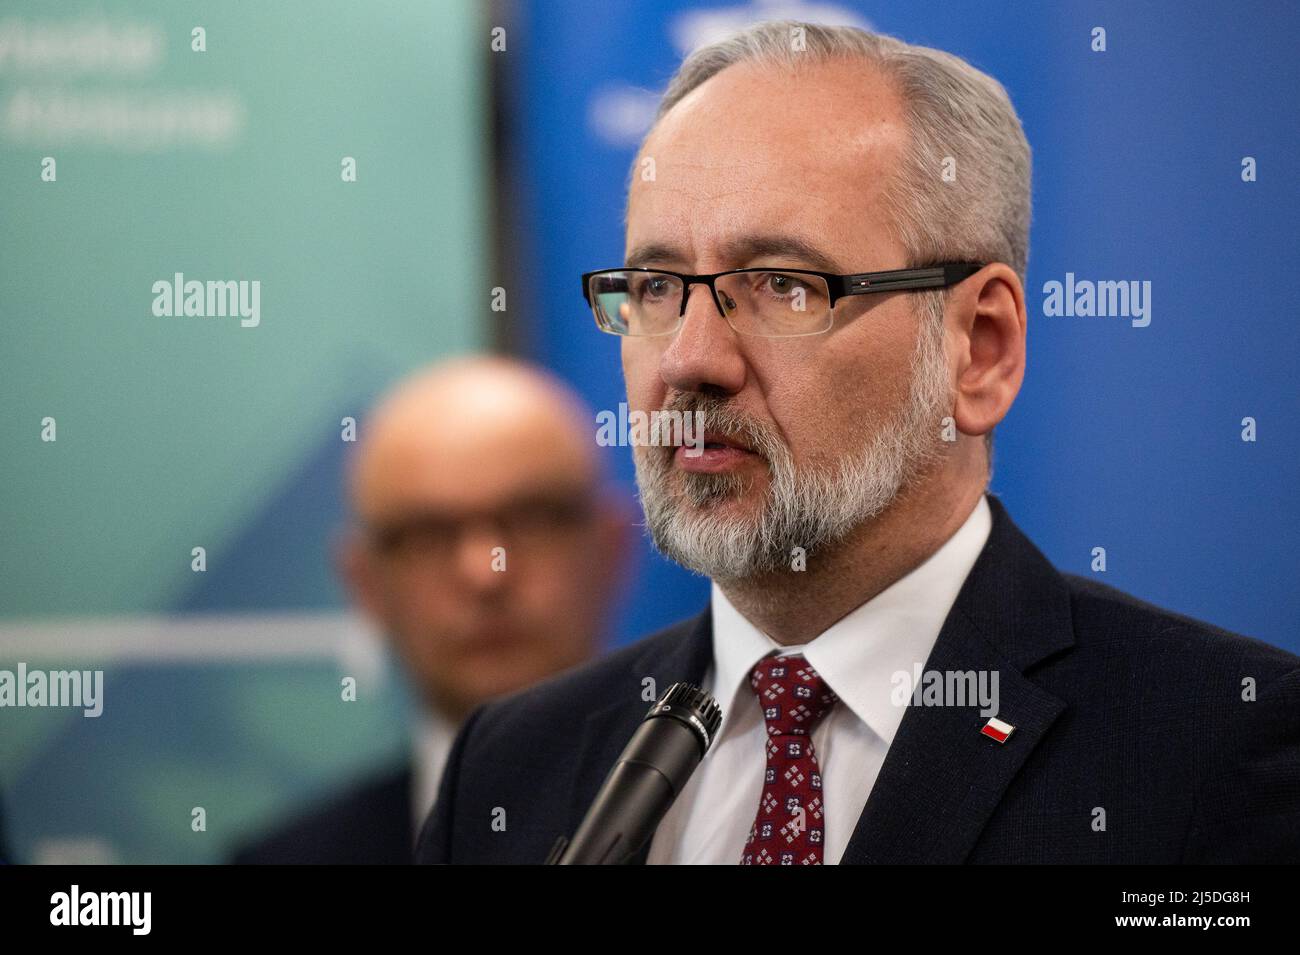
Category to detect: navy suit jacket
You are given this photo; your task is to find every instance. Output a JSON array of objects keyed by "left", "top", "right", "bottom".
[
  {"left": 233, "top": 764, "right": 413, "bottom": 865},
  {"left": 416, "top": 495, "right": 1300, "bottom": 863}
]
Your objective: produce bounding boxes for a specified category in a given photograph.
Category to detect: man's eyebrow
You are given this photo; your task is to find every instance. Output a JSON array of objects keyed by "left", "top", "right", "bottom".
[
  {"left": 624, "top": 235, "right": 845, "bottom": 272},
  {"left": 625, "top": 243, "right": 684, "bottom": 268},
  {"left": 723, "top": 235, "right": 843, "bottom": 273}
]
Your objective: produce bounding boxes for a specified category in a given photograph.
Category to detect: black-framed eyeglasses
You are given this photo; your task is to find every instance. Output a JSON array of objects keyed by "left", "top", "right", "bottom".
[
  {"left": 365, "top": 490, "right": 596, "bottom": 561},
  {"left": 580, "top": 262, "right": 984, "bottom": 338}
]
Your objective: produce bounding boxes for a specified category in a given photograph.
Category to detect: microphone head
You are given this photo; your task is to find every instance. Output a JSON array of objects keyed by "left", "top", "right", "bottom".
[{"left": 645, "top": 682, "right": 723, "bottom": 755}]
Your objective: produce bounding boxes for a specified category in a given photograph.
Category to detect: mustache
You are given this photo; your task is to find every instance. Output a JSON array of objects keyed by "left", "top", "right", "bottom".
[{"left": 658, "top": 392, "right": 783, "bottom": 460}]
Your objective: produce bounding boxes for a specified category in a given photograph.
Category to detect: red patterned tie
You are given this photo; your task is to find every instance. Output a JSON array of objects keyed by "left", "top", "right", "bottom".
[{"left": 739, "top": 652, "right": 838, "bottom": 865}]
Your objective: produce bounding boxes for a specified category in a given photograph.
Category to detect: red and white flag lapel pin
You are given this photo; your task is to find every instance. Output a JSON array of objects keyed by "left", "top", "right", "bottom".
[{"left": 981, "top": 717, "right": 1015, "bottom": 744}]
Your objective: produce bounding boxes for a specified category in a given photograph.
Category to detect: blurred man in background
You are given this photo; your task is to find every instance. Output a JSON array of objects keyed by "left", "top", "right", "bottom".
[{"left": 234, "top": 356, "right": 630, "bottom": 863}]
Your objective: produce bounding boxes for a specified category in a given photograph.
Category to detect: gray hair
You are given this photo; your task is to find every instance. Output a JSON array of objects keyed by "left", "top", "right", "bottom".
[{"left": 644, "top": 19, "right": 1028, "bottom": 464}]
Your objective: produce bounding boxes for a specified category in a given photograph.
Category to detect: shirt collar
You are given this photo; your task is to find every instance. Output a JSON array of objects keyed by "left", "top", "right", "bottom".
[
  {"left": 411, "top": 705, "right": 458, "bottom": 831},
  {"left": 709, "top": 493, "right": 992, "bottom": 745}
]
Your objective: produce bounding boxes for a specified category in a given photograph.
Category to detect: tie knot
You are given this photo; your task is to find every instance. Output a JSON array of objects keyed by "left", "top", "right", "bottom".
[{"left": 747, "top": 652, "right": 837, "bottom": 737}]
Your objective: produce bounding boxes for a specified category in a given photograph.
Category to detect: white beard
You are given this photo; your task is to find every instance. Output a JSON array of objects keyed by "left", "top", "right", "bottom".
[{"left": 633, "top": 313, "right": 952, "bottom": 580}]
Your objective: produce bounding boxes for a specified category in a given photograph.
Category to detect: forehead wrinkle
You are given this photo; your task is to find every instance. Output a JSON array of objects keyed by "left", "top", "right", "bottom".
[
  {"left": 629, "top": 70, "right": 909, "bottom": 215},
  {"left": 627, "top": 186, "right": 851, "bottom": 270},
  {"left": 626, "top": 65, "right": 910, "bottom": 270}
]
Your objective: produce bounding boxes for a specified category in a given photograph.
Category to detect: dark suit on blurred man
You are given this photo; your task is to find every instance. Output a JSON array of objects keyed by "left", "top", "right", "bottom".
[
  {"left": 232, "top": 710, "right": 456, "bottom": 864},
  {"left": 233, "top": 765, "right": 415, "bottom": 865}
]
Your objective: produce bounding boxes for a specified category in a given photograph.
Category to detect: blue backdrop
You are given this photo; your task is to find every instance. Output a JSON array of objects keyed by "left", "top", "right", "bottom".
[{"left": 505, "top": 0, "right": 1300, "bottom": 653}]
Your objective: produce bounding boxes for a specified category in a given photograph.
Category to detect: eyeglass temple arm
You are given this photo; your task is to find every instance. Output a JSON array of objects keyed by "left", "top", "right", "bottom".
[{"left": 832, "top": 263, "right": 983, "bottom": 304}]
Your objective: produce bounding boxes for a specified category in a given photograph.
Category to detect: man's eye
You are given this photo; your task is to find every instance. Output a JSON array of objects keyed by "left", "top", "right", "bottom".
[
  {"left": 631, "top": 276, "right": 674, "bottom": 303},
  {"left": 762, "top": 273, "right": 803, "bottom": 296}
]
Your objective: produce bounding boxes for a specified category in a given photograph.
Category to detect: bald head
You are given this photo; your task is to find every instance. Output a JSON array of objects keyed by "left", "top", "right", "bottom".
[
  {"left": 340, "top": 356, "right": 626, "bottom": 722},
  {"left": 350, "top": 356, "right": 601, "bottom": 525}
]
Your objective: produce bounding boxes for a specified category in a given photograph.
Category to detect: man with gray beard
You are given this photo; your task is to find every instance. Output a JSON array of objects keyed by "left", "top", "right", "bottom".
[
  {"left": 635, "top": 308, "right": 951, "bottom": 582},
  {"left": 417, "top": 20, "right": 1300, "bottom": 865}
]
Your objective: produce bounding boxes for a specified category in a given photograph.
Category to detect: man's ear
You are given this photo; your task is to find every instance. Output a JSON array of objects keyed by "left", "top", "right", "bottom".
[
  {"left": 950, "top": 262, "right": 1027, "bottom": 441},
  {"left": 335, "top": 527, "right": 385, "bottom": 621}
]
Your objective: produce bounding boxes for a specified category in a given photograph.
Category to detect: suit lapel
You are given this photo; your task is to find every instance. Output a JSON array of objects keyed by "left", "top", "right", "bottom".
[
  {"left": 562, "top": 608, "right": 714, "bottom": 864},
  {"left": 840, "top": 495, "right": 1074, "bottom": 863},
  {"left": 559, "top": 495, "right": 1074, "bottom": 865}
]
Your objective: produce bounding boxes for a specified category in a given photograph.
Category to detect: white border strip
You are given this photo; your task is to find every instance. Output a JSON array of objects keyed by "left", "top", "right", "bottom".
[{"left": 0, "top": 612, "right": 389, "bottom": 681}]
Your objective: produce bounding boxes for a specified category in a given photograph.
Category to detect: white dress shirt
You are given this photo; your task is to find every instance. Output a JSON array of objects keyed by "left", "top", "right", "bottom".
[
  {"left": 646, "top": 494, "right": 992, "bottom": 864},
  {"left": 411, "top": 707, "right": 457, "bottom": 839}
]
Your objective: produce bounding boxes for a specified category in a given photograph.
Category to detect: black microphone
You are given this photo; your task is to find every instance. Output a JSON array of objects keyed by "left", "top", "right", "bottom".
[{"left": 546, "top": 682, "right": 722, "bottom": 864}]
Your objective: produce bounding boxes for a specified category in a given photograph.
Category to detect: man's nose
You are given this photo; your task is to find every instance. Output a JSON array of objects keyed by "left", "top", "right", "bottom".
[
  {"left": 659, "top": 282, "right": 747, "bottom": 395},
  {"left": 452, "top": 522, "right": 509, "bottom": 593}
]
